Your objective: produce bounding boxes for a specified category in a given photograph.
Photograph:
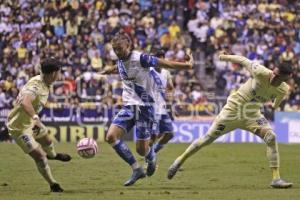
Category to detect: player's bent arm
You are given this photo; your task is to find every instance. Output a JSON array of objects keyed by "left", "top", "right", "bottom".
[
  {"left": 157, "top": 59, "right": 192, "bottom": 70},
  {"left": 21, "top": 94, "right": 37, "bottom": 118},
  {"left": 21, "top": 93, "right": 46, "bottom": 129},
  {"left": 219, "top": 54, "right": 252, "bottom": 70}
]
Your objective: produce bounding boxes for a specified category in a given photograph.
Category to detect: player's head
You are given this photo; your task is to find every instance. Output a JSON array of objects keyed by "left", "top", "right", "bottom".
[
  {"left": 111, "top": 33, "right": 133, "bottom": 60},
  {"left": 272, "top": 62, "right": 293, "bottom": 85},
  {"left": 152, "top": 48, "right": 165, "bottom": 59},
  {"left": 40, "top": 57, "right": 64, "bottom": 85}
]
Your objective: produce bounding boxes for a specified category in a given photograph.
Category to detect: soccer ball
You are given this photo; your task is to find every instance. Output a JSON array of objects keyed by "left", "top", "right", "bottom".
[{"left": 76, "top": 138, "right": 98, "bottom": 159}]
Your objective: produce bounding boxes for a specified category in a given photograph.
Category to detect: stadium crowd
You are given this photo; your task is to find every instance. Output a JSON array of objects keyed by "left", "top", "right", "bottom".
[{"left": 0, "top": 0, "right": 300, "bottom": 118}]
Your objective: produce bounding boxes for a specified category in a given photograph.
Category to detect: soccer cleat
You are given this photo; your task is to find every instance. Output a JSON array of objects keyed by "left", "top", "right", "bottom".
[
  {"left": 146, "top": 156, "right": 157, "bottom": 177},
  {"left": 167, "top": 162, "right": 181, "bottom": 179},
  {"left": 123, "top": 167, "right": 146, "bottom": 186},
  {"left": 50, "top": 183, "right": 64, "bottom": 192},
  {"left": 270, "top": 179, "right": 293, "bottom": 189},
  {"left": 47, "top": 153, "right": 72, "bottom": 162}
]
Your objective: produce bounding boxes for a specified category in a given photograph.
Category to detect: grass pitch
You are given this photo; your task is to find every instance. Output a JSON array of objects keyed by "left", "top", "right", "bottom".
[{"left": 0, "top": 142, "right": 300, "bottom": 200}]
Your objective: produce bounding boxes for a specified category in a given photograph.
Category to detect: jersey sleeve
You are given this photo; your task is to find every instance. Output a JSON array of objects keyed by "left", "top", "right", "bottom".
[
  {"left": 21, "top": 84, "right": 39, "bottom": 99},
  {"left": 272, "top": 84, "right": 290, "bottom": 109},
  {"left": 219, "top": 54, "right": 270, "bottom": 80},
  {"left": 140, "top": 53, "right": 159, "bottom": 68},
  {"left": 248, "top": 62, "right": 271, "bottom": 80}
]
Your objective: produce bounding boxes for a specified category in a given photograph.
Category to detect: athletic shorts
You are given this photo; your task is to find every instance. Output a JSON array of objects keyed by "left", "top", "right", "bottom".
[
  {"left": 112, "top": 105, "right": 155, "bottom": 140},
  {"left": 153, "top": 114, "right": 173, "bottom": 135},
  {"left": 207, "top": 102, "right": 272, "bottom": 138},
  {"left": 8, "top": 126, "right": 47, "bottom": 154}
]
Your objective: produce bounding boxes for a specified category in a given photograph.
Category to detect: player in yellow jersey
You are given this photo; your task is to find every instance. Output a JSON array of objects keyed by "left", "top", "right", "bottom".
[
  {"left": 6, "top": 58, "right": 71, "bottom": 192},
  {"left": 167, "top": 52, "right": 293, "bottom": 188}
]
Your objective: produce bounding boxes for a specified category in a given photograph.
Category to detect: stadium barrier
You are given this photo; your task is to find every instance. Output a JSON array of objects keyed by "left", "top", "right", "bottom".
[{"left": 0, "top": 109, "right": 299, "bottom": 143}]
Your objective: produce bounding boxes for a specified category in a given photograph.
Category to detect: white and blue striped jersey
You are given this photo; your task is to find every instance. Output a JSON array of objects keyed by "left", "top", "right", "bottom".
[
  {"left": 116, "top": 50, "right": 158, "bottom": 106},
  {"left": 150, "top": 68, "right": 171, "bottom": 115}
]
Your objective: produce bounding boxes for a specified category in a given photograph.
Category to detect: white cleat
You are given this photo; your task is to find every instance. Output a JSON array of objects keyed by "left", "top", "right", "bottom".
[{"left": 270, "top": 179, "right": 293, "bottom": 189}]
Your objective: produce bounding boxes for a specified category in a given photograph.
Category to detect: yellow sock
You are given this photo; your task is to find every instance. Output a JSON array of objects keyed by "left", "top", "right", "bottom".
[{"left": 272, "top": 168, "right": 280, "bottom": 180}]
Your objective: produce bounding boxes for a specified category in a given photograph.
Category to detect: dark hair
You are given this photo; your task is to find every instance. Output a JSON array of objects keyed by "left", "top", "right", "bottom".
[
  {"left": 278, "top": 62, "right": 293, "bottom": 75},
  {"left": 111, "top": 33, "right": 132, "bottom": 51},
  {"left": 41, "top": 58, "right": 64, "bottom": 74},
  {"left": 151, "top": 48, "right": 165, "bottom": 58}
]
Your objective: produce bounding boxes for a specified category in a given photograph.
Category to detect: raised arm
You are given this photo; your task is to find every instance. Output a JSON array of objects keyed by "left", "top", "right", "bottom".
[
  {"left": 140, "top": 53, "right": 193, "bottom": 70},
  {"left": 157, "top": 58, "right": 193, "bottom": 70},
  {"left": 100, "top": 65, "right": 118, "bottom": 75},
  {"left": 219, "top": 53, "right": 252, "bottom": 70}
]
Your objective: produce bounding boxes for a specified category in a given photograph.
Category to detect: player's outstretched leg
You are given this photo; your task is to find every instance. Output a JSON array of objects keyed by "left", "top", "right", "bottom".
[
  {"left": 29, "top": 147, "right": 64, "bottom": 192},
  {"left": 36, "top": 133, "right": 72, "bottom": 162},
  {"left": 260, "top": 130, "right": 293, "bottom": 188},
  {"left": 106, "top": 125, "right": 145, "bottom": 186},
  {"left": 168, "top": 134, "right": 216, "bottom": 179}
]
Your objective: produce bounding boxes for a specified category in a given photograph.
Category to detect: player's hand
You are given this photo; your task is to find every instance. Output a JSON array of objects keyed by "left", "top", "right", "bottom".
[
  {"left": 32, "top": 115, "right": 47, "bottom": 135},
  {"left": 99, "top": 69, "right": 107, "bottom": 75},
  {"left": 218, "top": 50, "right": 228, "bottom": 60},
  {"left": 185, "top": 52, "right": 194, "bottom": 67}
]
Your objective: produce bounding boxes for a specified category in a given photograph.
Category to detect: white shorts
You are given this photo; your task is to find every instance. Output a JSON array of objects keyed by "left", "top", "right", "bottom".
[{"left": 207, "top": 103, "right": 272, "bottom": 138}]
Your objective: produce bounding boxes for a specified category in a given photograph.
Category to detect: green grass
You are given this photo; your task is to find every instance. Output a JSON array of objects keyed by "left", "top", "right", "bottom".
[{"left": 0, "top": 142, "right": 300, "bottom": 200}]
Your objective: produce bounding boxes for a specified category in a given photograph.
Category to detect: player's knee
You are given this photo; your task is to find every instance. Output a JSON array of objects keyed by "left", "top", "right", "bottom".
[
  {"left": 263, "top": 131, "right": 276, "bottom": 146},
  {"left": 105, "top": 130, "right": 121, "bottom": 144},
  {"left": 105, "top": 125, "right": 124, "bottom": 144},
  {"left": 136, "top": 146, "right": 147, "bottom": 156}
]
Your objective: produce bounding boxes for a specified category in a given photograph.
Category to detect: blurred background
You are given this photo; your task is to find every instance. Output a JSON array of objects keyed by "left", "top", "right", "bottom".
[{"left": 0, "top": 0, "right": 299, "bottom": 143}]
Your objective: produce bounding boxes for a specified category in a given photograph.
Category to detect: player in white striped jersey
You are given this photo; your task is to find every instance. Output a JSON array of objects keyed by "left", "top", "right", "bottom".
[
  {"left": 103, "top": 33, "right": 193, "bottom": 186},
  {"left": 149, "top": 49, "right": 175, "bottom": 154}
]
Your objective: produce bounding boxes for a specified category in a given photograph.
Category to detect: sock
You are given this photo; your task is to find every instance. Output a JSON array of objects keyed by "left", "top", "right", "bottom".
[
  {"left": 42, "top": 142, "right": 57, "bottom": 158},
  {"left": 112, "top": 140, "right": 139, "bottom": 170},
  {"left": 145, "top": 146, "right": 155, "bottom": 162},
  {"left": 272, "top": 168, "right": 280, "bottom": 180},
  {"left": 262, "top": 131, "right": 281, "bottom": 180},
  {"left": 35, "top": 158, "right": 57, "bottom": 185},
  {"left": 263, "top": 131, "right": 280, "bottom": 167},
  {"left": 176, "top": 135, "right": 216, "bottom": 165},
  {"left": 153, "top": 143, "right": 164, "bottom": 153}
]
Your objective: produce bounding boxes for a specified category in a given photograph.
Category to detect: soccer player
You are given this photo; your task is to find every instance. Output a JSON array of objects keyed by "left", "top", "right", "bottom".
[
  {"left": 6, "top": 58, "right": 72, "bottom": 192},
  {"left": 104, "top": 33, "right": 193, "bottom": 186},
  {"left": 149, "top": 49, "right": 175, "bottom": 154},
  {"left": 167, "top": 51, "right": 293, "bottom": 189}
]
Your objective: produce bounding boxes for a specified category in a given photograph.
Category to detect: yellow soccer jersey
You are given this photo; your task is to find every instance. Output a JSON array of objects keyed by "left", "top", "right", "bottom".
[
  {"left": 220, "top": 55, "right": 290, "bottom": 111},
  {"left": 7, "top": 75, "right": 49, "bottom": 133}
]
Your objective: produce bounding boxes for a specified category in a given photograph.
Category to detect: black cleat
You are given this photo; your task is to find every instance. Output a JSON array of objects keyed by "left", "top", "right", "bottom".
[
  {"left": 50, "top": 183, "right": 64, "bottom": 192},
  {"left": 47, "top": 153, "right": 72, "bottom": 162}
]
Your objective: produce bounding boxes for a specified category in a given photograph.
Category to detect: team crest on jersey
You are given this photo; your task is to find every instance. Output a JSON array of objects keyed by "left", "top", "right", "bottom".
[{"left": 256, "top": 118, "right": 268, "bottom": 126}]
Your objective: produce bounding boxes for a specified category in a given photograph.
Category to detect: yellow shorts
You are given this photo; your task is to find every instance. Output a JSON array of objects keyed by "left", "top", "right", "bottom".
[
  {"left": 8, "top": 126, "right": 48, "bottom": 154},
  {"left": 207, "top": 103, "right": 272, "bottom": 138}
]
